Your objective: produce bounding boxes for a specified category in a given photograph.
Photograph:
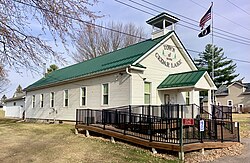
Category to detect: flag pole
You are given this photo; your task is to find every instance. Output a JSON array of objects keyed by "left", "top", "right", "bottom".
[{"left": 211, "top": 1, "right": 215, "bottom": 104}]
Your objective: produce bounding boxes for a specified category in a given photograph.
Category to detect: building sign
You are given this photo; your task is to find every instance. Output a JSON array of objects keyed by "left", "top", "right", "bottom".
[
  {"left": 182, "top": 118, "right": 194, "bottom": 126},
  {"left": 200, "top": 120, "right": 205, "bottom": 132},
  {"left": 155, "top": 44, "right": 182, "bottom": 68}
]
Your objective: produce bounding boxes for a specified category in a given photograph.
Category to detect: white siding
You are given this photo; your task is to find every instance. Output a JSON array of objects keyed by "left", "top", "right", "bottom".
[
  {"left": 131, "top": 36, "right": 197, "bottom": 105},
  {"left": 26, "top": 72, "right": 130, "bottom": 121},
  {"left": 5, "top": 99, "right": 25, "bottom": 107}
]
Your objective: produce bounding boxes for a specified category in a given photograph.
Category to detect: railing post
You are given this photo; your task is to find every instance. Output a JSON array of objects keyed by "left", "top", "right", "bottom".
[
  {"left": 87, "top": 109, "right": 89, "bottom": 126},
  {"left": 221, "top": 121, "right": 224, "bottom": 142},
  {"left": 124, "top": 114, "right": 126, "bottom": 135},
  {"left": 103, "top": 110, "right": 106, "bottom": 130},
  {"left": 180, "top": 118, "right": 184, "bottom": 159},
  {"left": 115, "top": 109, "right": 118, "bottom": 125},
  {"left": 149, "top": 116, "right": 152, "bottom": 142},
  {"left": 76, "top": 109, "right": 78, "bottom": 125},
  {"left": 192, "top": 104, "right": 194, "bottom": 119},
  {"left": 129, "top": 105, "right": 132, "bottom": 124},
  {"left": 237, "top": 122, "right": 240, "bottom": 142},
  {"left": 161, "top": 104, "right": 163, "bottom": 118}
]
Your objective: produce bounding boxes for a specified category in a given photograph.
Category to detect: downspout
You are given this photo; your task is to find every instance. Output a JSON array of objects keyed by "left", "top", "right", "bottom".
[
  {"left": 126, "top": 67, "right": 132, "bottom": 105},
  {"left": 126, "top": 66, "right": 132, "bottom": 76}
]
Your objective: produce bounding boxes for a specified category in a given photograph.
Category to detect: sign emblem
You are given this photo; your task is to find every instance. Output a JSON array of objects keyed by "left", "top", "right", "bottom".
[{"left": 155, "top": 44, "right": 182, "bottom": 68}]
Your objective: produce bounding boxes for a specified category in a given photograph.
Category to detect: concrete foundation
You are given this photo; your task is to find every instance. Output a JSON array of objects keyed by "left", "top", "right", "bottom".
[
  {"left": 86, "top": 130, "right": 90, "bottom": 137},
  {"left": 111, "top": 137, "right": 115, "bottom": 143},
  {"left": 200, "top": 148, "right": 205, "bottom": 155},
  {"left": 75, "top": 128, "right": 78, "bottom": 135},
  {"left": 152, "top": 148, "right": 157, "bottom": 154},
  {"left": 178, "top": 151, "right": 184, "bottom": 161}
]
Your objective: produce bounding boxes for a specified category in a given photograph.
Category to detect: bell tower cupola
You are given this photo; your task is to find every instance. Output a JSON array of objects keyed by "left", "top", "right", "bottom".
[{"left": 146, "top": 13, "right": 180, "bottom": 39}]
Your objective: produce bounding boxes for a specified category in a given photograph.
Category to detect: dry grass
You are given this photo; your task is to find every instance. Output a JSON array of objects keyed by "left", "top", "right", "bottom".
[
  {"left": 233, "top": 113, "right": 250, "bottom": 138},
  {"left": 0, "top": 118, "right": 178, "bottom": 163},
  {"left": 0, "top": 110, "right": 4, "bottom": 118}
]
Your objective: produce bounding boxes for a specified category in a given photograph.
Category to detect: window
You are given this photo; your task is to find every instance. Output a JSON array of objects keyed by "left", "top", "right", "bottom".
[
  {"left": 64, "top": 90, "right": 69, "bottom": 107},
  {"left": 40, "top": 94, "right": 44, "bottom": 108},
  {"left": 186, "top": 92, "right": 190, "bottom": 105},
  {"left": 144, "top": 82, "right": 151, "bottom": 104},
  {"left": 32, "top": 95, "right": 35, "bottom": 108},
  {"left": 81, "top": 87, "right": 86, "bottom": 106},
  {"left": 227, "top": 100, "right": 233, "bottom": 106},
  {"left": 13, "top": 102, "right": 16, "bottom": 106},
  {"left": 50, "top": 92, "right": 55, "bottom": 108},
  {"left": 102, "top": 84, "right": 109, "bottom": 105}
]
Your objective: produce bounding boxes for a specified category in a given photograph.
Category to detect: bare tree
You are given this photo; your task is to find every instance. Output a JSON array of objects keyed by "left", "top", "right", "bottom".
[
  {"left": 72, "top": 22, "right": 146, "bottom": 62},
  {"left": 0, "top": 76, "right": 9, "bottom": 94},
  {"left": 0, "top": 0, "right": 101, "bottom": 77}
]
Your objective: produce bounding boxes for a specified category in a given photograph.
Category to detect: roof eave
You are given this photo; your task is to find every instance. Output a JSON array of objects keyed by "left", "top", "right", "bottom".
[{"left": 25, "top": 66, "right": 129, "bottom": 92}]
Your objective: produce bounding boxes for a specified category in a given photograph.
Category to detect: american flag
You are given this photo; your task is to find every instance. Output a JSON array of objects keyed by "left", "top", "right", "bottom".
[{"left": 199, "top": 4, "right": 212, "bottom": 29}]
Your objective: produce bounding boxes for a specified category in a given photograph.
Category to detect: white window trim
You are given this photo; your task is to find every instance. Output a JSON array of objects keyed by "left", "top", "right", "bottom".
[
  {"left": 101, "top": 83, "right": 110, "bottom": 106},
  {"left": 50, "top": 92, "right": 55, "bottom": 108},
  {"left": 144, "top": 81, "right": 152, "bottom": 105},
  {"left": 40, "top": 94, "right": 44, "bottom": 108},
  {"left": 80, "top": 87, "right": 87, "bottom": 107},
  {"left": 227, "top": 100, "right": 233, "bottom": 107},
  {"left": 32, "top": 95, "right": 35, "bottom": 108},
  {"left": 238, "top": 104, "right": 244, "bottom": 108},
  {"left": 63, "top": 89, "right": 69, "bottom": 107}
]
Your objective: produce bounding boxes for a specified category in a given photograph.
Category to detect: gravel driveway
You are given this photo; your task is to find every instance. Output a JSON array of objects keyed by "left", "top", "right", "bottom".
[{"left": 211, "top": 138, "right": 250, "bottom": 163}]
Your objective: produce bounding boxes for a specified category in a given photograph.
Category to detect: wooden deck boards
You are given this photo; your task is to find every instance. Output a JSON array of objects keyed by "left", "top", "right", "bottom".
[{"left": 75, "top": 124, "right": 238, "bottom": 152}]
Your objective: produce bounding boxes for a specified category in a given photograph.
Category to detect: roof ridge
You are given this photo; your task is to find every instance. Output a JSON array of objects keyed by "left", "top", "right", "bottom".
[{"left": 46, "top": 34, "right": 172, "bottom": 76}]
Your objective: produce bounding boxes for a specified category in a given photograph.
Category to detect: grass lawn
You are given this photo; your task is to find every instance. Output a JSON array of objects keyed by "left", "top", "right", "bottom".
[
  {"left": 233, "top": 113, "right": 250, "bottom": 138},
  {"left": 0, "top": 118, "right": 178, "bottom": 163}
]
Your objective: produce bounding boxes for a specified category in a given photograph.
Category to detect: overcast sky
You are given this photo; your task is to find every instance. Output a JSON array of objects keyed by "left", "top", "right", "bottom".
[{"left": 3, "top": 0, "right": 250, "bottom": 97}]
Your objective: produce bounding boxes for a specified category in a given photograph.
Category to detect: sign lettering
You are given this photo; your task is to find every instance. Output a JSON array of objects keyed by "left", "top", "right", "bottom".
[{"left": 155, "top": 44, "right": 182, "bottom": 68}]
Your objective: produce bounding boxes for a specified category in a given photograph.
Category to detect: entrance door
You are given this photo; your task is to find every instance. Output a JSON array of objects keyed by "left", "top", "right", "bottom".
[{"left": 164, "top": 94, "right": 170, "bottom": 104}]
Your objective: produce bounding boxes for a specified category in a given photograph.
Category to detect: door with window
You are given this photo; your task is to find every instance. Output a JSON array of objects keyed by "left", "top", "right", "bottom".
[{"left": 164, "top": 94, "right": 170, "bottom": 104}]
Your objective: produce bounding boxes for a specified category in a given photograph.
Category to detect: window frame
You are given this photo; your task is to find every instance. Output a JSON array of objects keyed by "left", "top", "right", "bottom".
[
  {"left": 144, "top": 82, "right": 151, "bottom": 105},
  {"left": 102, "top": 83, "right": 109, "bottom": 105},
  {"left": 50, "top": 92, "right": 55, "bottom": 108},
  {"left": 80, "top": 87, "right": 87, "bottom": 106},
  {"left": 40, "top": 94, "right": 44, "bottom": 108},
  {"left": 63, "top": 90, "right": 69, "bottom": 107},
  {"left": 227, "top": 100, "right": 233, "bottom": 107},
  {"left": 32, "top": 95, "right": 35, "bottom": 108}
]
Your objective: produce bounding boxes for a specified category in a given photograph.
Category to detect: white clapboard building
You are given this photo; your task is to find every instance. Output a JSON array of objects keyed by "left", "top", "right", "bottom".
[{"left": 24, "top": 13, "right": 216, "bottom": 121}]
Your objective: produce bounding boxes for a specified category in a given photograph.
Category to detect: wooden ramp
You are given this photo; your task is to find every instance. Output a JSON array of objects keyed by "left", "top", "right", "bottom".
[{"left": 75, "top": 124, "right": 237, "bottom": 153}]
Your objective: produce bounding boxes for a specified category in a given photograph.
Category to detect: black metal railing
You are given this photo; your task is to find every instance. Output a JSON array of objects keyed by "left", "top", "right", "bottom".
[{"left": 76, "top": 105, "right": 240, "bottom": 145}]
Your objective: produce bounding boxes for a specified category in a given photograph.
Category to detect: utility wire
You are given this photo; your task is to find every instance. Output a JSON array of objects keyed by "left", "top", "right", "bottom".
[
  {"left": 141, "top": 0, "right": 250, "bottom": 41},
  {"left": 116, "top": 0, "right": 250, "bottom": 46},
  {"left": 13, "top": 0, "right": 146, "bottom": 40},
  {"left": 225, "top": 0, "right": 250, "bottom": 16},
  {"left": 188, "top": 0, "right": 250, "bottom": 32},
  {"left": 13, "top": 0, "right": 250, "bottom": 64},
  {"left": 143, "top": 0, "right": 250, "bottom": 41}
]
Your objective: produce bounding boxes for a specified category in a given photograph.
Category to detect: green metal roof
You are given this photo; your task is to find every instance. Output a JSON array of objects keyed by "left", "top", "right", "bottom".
[
  {"left": 26, "top": 32, "right": 173, "bottom": 91},
  {"left": 158, "top": 70, "right": 206, "bottom": 89}
]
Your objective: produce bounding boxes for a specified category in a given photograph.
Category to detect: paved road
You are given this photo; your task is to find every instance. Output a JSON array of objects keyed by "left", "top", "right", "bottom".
[{"left": 211, "top": 138, "right": 250, "bottom": 163}]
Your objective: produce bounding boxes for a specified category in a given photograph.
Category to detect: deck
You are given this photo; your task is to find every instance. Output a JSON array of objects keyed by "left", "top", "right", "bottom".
[{"left": 75, "top": 124, "right": 238, "bottom": 153}]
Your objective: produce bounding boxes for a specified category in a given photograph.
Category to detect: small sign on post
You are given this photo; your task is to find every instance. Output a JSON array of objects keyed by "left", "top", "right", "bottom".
[
  {"left": 200, "top": 120, "right": 205, "bottom": 132},
  {"left": 182, "top": 118, "right": 194, "bottom": 126}
]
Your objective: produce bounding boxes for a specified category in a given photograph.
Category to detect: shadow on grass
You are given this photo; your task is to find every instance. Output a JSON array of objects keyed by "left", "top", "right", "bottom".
[{"left": 0, "top": 118, "right": 20, "bottom": 124}]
